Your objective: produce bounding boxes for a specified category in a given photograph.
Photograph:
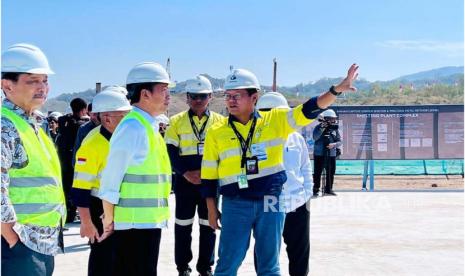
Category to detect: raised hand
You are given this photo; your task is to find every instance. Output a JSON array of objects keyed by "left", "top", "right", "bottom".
[{"left": 335, "top": 63, "right": 359, "bottom": 93}]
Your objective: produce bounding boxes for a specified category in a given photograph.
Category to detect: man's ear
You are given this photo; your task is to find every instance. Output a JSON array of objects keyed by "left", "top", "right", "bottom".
[
  {"left": 1, "top": 79, "right": 14, "bottom": 95},
  {"left": 252, "top": 93, "right": 258, "bottom": 106},
  {"left": 140, "top": 88, "right": 150, "bottom": 101}
]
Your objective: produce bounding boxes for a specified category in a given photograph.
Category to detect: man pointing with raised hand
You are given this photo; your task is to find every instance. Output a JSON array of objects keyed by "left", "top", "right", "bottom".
[{"left": 201, "top": 64, "right": 358, "bottom": 275}]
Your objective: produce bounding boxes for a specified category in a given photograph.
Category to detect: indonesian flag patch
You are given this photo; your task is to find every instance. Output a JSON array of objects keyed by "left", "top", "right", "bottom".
[{"left": 77, "top": 157, "right": 87, "bottom": 165}]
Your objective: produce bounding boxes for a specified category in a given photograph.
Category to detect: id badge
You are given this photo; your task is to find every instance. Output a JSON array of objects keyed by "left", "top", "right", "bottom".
[
  {"left": 197, "top": 143, "right": 204, "bottom": 155},
  {"left": 251, "top": 143, "right": 267, "bottom": 161},
  {"left": 245, "top": 156, "right": 259, "bottom": 175},
  {"left": 237, "top": 175, "right": 248, "bottom": 189}
]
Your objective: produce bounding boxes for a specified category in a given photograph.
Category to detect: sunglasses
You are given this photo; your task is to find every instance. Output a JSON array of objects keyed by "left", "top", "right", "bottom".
[{"left": 188, "top": 94, "right": 209, "bottom": 100}]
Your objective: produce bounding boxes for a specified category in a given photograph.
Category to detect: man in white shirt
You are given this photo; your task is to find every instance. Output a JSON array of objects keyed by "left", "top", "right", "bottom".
[
  {"left": 98, "top": 62, "right": 172, "bottom": 276},
  {"left": 256, "top": 91, "right": 313, "bottom": 276}
]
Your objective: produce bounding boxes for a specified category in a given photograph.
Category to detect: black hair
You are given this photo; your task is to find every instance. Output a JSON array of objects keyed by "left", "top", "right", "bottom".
[
  {"left": 88, "top": 103, "right": 93, "bottom": 112},
  {"left": 126, "top": 82, "right": 159, "bottom": 104},
  {"left": 1, "top": 72, "right": 23, "bottom": 82},
  {"left": 70, "top": 98, "right": 87, "bottom": 114},
  {"left": 246, "top": 88, "right": 259, "bottom": 96}
]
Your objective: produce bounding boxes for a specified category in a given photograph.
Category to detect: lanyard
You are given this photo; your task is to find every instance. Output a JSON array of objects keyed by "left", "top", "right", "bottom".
[
  {"left": 188, "top": 112, "right": 209, "bottom": 142},
  {"left": 228, "top": 116, "right": 257, "bottom": 168}
]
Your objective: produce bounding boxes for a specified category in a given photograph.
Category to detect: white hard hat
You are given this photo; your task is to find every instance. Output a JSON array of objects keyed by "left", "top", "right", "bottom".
[
  {"left": 48, "top": 111, "right": 63, "bottom": 120},
  {"left": 256, "top": 91, "right": 289, "bottom": 110},
  {"left": 318, "top": 109, "right": 337, "bottom": 120},
  {"left": 156, "top": 114, "right": 170, "bottom": 125},
  {"left": 185, "top": 75, "right": 213, "bottom": 94},
  {"left": 126, "top": 62, "right": 170, "bottom": 85},
  {"left": 35, "top": 110, "right": 45, "bottom": 118},
  {"left": 92, "top": 87, "right": 132, "bottom": 113},
  {"left": 104, "top": 85, "right": 128, "bottom": 96},
  {"left": 1, "top": 43, "right": 54, "bottom": 74},
  {"left": 224, "top": 69, "right": 260, "bottom": 91}
]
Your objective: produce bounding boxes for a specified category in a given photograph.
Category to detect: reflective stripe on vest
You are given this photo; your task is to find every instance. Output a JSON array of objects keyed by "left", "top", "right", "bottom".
[
  {"left": 201, "top": 160, "right": 218, "bottom": 169},
  {"left": 218, "top": 164, "right": 285, "bottom": 187},
  {"left": 118, "top": 198, "right": 168, "bottom": 208},
  {"left": 122, "top": 173, "right": 170, "bottom": 184},
  {"left": 114, "top": 110, "right": 172, "bottom": 227},
  {"left": 10, "top": 176, "right": 60, "bottom": 187},
  {"left": 286, "top": 109, "right": 299, "bottom": 129},
  {"left": 179, "top": 133, "right": 198, "bottom": 141},
  {"left": 2, "top": 107, "right": 66, "bottom": 227},
  {"left": 218, "top": 138, "right": 285, "bottom": 161},
  {"left": 73, "top": 171, "right": 98, "bottom": 182},
  {"left": 165, "top": 111, "right": 224, "bottom": 156},
  {"left": 164, "top": 137, "right": 179, "bottom": 147},
  {"left": 14, "top": 203, "right": 61, "bottom": 214}
]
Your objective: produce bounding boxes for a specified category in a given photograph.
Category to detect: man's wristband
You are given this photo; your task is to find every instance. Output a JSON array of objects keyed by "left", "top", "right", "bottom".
[{"left": 329, "top": 85, "right": 343, "bottom": 96}]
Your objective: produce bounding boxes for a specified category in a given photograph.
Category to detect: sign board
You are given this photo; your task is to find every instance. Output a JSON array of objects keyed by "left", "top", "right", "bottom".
[{"left": 303, "top": 105, "right": 464, "bottom": 160}]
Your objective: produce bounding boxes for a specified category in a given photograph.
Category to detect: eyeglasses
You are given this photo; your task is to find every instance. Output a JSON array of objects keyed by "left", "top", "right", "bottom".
[
  {"left": 188, "top": 94, "right": 209, "bottom": 101},
  {"left": 223, "top": 93, "right": 244, "bottom": 101}
]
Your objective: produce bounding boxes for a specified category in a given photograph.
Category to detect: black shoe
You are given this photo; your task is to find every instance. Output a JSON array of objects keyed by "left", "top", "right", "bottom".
[
  {"left": 326, "top": 191, "right": 337, "bottom": 196},
  {"left": 179, "top": 268, "right": 192, "bottom": 276},
  {"left": 199, "top": 271, "right": 213, "bottom": 276},
  {"left": 312, "top": 192, "right": 319, "bottom": 198}
]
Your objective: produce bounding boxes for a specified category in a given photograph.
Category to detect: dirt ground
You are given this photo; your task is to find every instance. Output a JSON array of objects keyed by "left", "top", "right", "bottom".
[
  {"left": 334, "top": 175, "right": 464, "bottom": 190},
  {"left": 56, "top": 191, "right": 464, "bottom": 276}
]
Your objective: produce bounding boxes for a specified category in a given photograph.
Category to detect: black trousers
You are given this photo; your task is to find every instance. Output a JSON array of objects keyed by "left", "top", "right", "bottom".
[
  {"left": 283, "top": 203, "right": 311, "bottom": 276},
  {"left": 88, "top": 196, "right": 116, "bottom": 276},
  {"left": 59, "top": 151, "right": 76, "bottom": 223},
  {"left": 1, "top": 237, "right": 54, "bottom": 276},
  {"left": 313, "top": 155, "right": 336, "bottom": 194},
  {"left": 174, "top": 180, "right": 216, "bottom": 273},
  {"left": 113, "top": 229, "right": 161, "bottom": 276}
]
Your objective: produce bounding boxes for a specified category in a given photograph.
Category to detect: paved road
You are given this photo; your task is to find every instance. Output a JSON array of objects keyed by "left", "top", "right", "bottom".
[{"left": 55, "top": 192, "right": 464, "bottom": 276}]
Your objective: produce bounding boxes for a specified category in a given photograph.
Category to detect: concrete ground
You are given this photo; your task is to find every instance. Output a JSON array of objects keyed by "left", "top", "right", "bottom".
[{"left": 54, "top": 192, "right": 464, "bottom": 276}]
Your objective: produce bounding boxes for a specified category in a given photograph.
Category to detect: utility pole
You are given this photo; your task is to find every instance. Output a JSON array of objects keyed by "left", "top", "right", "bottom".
[
  {"left": 96, "top": 82, "right": 101, "bottom": 94},
  {"left": 166, "top": 57, "right": 171, "bottom": 79},
  {"left": 272, "top": 58, "right": 277, "bottom": 92}
]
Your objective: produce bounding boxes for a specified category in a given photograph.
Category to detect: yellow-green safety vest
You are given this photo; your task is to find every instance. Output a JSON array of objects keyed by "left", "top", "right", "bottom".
[
  {"left": 1, "top": 107, "right": 66, "bottom": 227},
  {"left": 114, "top": 110, "right": 172, "bottom": 227}
]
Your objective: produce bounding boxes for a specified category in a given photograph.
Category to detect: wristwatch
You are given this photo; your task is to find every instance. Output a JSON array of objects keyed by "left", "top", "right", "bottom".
[{"left": 329, "top": 85, "right": 343, "bottom": 96}]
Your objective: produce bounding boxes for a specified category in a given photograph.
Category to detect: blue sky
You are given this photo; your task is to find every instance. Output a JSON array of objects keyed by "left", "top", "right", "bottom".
[{"left": 2, "top": 0, "right": 464, "bottom": 96}]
